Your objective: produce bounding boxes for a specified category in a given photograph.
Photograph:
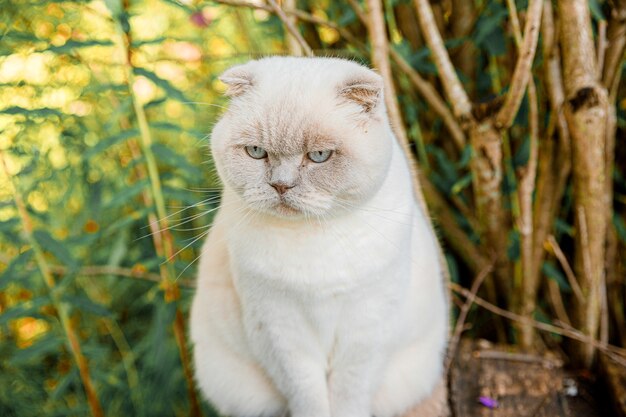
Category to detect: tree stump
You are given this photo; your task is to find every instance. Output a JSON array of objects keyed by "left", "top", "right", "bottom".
[{"left": 449, "top": 339, "right": 608, "bottom": 416}]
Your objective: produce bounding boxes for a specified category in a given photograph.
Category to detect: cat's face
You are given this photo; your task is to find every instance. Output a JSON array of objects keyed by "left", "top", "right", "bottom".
[{"left": 210, "top": 57, "right": 393, "bottom": 220}]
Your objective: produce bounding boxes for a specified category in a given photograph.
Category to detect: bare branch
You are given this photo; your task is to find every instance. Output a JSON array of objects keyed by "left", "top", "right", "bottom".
[
  {"left": 546, "top": 235, "right": 584, "bottom": 302},
  {"left": 365, "top": 0, "right": 407, "bottom": 145},
  {"left": 559, "top": 0, "right": 610, "bottom": 367},
  {"left": 283, "top": 0, "right": 303, "bottom": 56},
  {"left": 266, "top": 0, "right": 313, "bottom": 57},
  {"left": 602, "top": 0, "right": 626, "bottom": 88},
  {"left": 446, "top": 261, "right": 495, "bottom": 375},
  {"left": 449, "top": 282, "right": 626, "bottom": 368},
  {"left": 389, "top": 49, "right": 467, "bottom": 150},
  {"left": 495, "top": 0, "right": 543, "bottom": 129},
  {"left": 413, "top": 0, "right": 473, "bottom": 123},
  {"left": 346, "top": 0, "right": 466, "bottom": 149}
]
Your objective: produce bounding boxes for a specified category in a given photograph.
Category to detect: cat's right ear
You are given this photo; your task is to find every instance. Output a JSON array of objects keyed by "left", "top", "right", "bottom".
[
  {"left": 338, "top": 72, "right": 383, "bottom": 114},
  {"left": 219, "top": 65, "right": 254, "bottom": 97}
]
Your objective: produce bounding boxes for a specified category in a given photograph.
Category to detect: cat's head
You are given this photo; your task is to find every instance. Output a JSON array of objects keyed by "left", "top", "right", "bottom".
[{"left": 210, "top": 57, "right": 394, "bottom": 219}]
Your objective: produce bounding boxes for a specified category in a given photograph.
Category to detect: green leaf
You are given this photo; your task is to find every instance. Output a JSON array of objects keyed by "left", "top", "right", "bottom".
[
  {"left": 62, "top": 295, "right": 112, "bottom": 317},
  {"left": 33, "top": 230, "right": 78, "bottom": 269},
  {"left": 0, "top": 250, "right": 33, "bottom": 290},
  {"left": 451, "top": 173, "right": 472, "bottom": 194},
  {"left": 160, "top": 0, "right": 194, "bottom": 12},
  {"left": 152, "top": 143, "right": 202, "bottom": 178},
  {"left": 507, "top": 230, "right": 520, "bottom": 261},
  {"left": 445, "top": 253, "right": 460, "bottom": 284},
  {"left": 50, "top": 368, "right": 79, "bottom": 400},
  {"left": 10, "top": 333, "right": 63, "bottom": 365},
  {"left": 45, "top": 39, "right": 114, "bottom": 54},
  {"left": 0, "top": 296, "right": 50, "bottom": 325},
  {"left": 614, "top": 214, "right": 626, "bottom": 243},
  {"left": 555, "top": 218, "right": 575, "bottom": 237},
  {"left": 132, "top": 37, "right": 167, "bottom": 47},
  {"left": 133, "top": 67, "right": 192, "bottom": 106},
  {"left": 103, "top": 207, "right": 151, "bottom": 237},
  {"left": 431, "top": 147, "right": 458, "bottom": 184},
  {"left": 0, "top": 106, "right": 63, "bottom": 118},
  {"left": 542, "top": 261, "right": 572, "bottom": 292},
  {"left": 513, "top": 135, "right": 530, "bottom": 167},
  {"left": 150, "top": 121, "right": 206, "bottom": 139},
  {"left": 84, "top": 129, "right": 138, "bottom": 159},
  {"left": 338, "top": 8, "right": 356, "bottom": 26},
  {"left": 456, "top": 145, "right": 472, "bottom": 168},
  {"left": 103, "top": 0, "right": 122, "bottom": 17},
  {"left": 473, "top": 7, "right": 508, "bottom": 46},
  {"left": 589, "top": 0, "right": 605, "bottom": 20},
  {"left": 105, "top": 180, "right": 150, "bottom": 209},
  {"left": 3, "top": 31, "right": 41, "bottom": 43}
]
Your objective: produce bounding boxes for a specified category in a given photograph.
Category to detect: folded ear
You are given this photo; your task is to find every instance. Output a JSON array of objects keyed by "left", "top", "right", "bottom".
[
  {"left": 338, "top": 72, "right": 383, "bottom": 113},
  {"left": 219, "top": 64, "right": 254, "bottom": 97}
]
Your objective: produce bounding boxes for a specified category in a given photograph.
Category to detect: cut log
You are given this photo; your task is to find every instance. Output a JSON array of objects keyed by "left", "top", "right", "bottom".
[{"left": 450, "top": 339, "right": 605, "bottom": 416}]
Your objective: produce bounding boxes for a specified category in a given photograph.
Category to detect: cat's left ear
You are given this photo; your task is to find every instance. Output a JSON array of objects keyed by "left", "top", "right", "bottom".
[
  {"left": 219, "top": 64, "right": 254, "bottom": 97},
  {"left": 338, "top": 72, "right": 383, "bottom": 114}
]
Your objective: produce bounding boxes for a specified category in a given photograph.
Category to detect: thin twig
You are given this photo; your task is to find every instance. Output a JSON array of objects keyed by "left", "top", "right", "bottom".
[
  {"left": 283, "top": 0, "right": 303, "bottom": 56},
  {"left": 445, "top": 261, "right": 494, "bottom": 375},
  {"left": 388, "top": 49, "right": 467, "bottom": 150},
  {"left": 475, "top": 350, "right": 563, "bottom": 368},
  {"left": 413, "top": 0, "right": 473, "bottom": 123},
  {"left": 365, "top": 0, "right": 408, "bottom": 145},
  {"left": 547, "top": 279, "right": 572, "bottom": 326},
  {"left": 546, "top": 235, "right": 584, "bottom": 302},
  {"left": 0, "top": 252, "right": 196, "bottom": 288},
  {"left": 345, "top": 0, "right": 467, "bottom": 150},
  {"left": 266, "top": 0, "right": 313, "bottom": 57},
  {"left": 601, "top": 0, "right": 626, "bottom": 88},
  {"left": 448, "top": 282, "right": 626, "bottom": 368},
  {"left": 495, "top": 0, "right": 543, "bottom": 129},
  {"left": 597, "top": 19, "right": 608, "bottom": 78},
  {"left": 506, "top": 0, "right": 541, "bottom": 348}
]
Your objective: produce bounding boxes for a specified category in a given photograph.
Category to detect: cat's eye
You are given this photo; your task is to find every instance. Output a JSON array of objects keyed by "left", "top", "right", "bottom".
[
  {"left": 307, "top": 150, "right": 332, "bottom": 163},
  {"left": 245, "top": 146, "right": 268, "bottom": 159}
]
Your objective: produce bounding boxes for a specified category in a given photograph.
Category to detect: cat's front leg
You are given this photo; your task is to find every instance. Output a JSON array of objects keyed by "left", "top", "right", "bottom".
[
  {"left": 327, "top": 337, "right": 385, "bottom": 417},
  {"left": 327, "top": 288, "right": 401, "bottom": 417},
  {"left": 242, "top": 302, "right": 331, "bottom": 417}
]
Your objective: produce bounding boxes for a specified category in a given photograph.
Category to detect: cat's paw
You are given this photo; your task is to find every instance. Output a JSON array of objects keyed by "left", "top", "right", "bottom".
[{"left": 400, "top": 379, "right": 449, "bottom": 417}]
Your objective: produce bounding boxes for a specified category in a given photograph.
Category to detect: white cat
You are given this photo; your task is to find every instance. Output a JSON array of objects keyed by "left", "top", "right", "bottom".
[{"left": 190, "top": 57, "right": 448, "bottom": 417}]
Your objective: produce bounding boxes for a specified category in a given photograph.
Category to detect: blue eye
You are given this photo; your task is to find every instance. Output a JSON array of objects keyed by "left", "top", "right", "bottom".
[
  {"left": 245, "top": 146, "right": 268, "bottom": 159},
  {"left": 307, "top": 150, "right": 332, "bottom": 163}
]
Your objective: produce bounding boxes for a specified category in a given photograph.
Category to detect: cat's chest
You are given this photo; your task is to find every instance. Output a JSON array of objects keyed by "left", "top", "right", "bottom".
[{"left": 227, "top": 214, "right": 412, "bottom": 294}]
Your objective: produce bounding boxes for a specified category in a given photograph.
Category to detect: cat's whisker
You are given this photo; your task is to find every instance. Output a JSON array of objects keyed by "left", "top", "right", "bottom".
[
  {"left": 141, "top": 195, "right": 222, "bottom": 230},
  {"left": 172, "top": 223, "right": 214, "bottom": 232},
  {"left": 136, "top": 203, "right": 229, "bottom": 242},
  {"left": 181, "top": 101, "right": 228, "bottom": 110},
  {"left": 162, "top": 226, "right": 213, "bottom": 265}
]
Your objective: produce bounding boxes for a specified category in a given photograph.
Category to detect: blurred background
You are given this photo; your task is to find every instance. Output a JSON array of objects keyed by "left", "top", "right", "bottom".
[{"left": 0, "top": 0, "right": 624, "bottom": 416}]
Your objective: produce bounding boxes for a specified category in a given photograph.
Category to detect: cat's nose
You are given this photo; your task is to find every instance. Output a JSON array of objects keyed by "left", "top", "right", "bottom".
[{"left": 270, "top": 182, "right": 294, "bottom": 195}]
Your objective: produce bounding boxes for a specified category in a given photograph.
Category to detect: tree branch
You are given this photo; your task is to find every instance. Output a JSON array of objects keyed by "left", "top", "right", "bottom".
[
  {"left": 495, "top": 0, "right": 543, "bottom": 129},
  {"left": 266, "top": 0, "right": 313, "bottom": 57},
  {"left": 365, "top": 0, "right": 408, "bottom": 145},
  {"left": 389, "top": 49, "right": 467, "bottom": 150},
  {"left": 559, "top": 0, "right": 610, "bottom": 368},
  {"left": 602, "top": 0, "right": 626, "bottom": 89},
  {"left": 413, "top": 0, "right": 473, "bottom": 124}
]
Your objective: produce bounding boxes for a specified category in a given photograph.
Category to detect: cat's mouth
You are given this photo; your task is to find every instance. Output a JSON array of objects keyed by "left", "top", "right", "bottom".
[{"left": 274, "top": 201, "right": 300, "bottom": 216}]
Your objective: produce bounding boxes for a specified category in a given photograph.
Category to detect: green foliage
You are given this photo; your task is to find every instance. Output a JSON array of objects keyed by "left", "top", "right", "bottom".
[
  {"left": 0, "top": 0, "right": 284, "bottom": 414},
  {"left": 1, "top": 0, "right": 625, "bottom": 414}
]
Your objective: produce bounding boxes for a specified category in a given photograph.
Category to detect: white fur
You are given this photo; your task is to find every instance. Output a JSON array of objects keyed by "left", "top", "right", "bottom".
[{"left": 190, "top": 57, "right": 448, "bottom": 417}]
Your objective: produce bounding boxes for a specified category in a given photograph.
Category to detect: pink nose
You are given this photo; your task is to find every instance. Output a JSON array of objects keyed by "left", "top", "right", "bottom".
[{"left": 270, "top": 182, "right": 294, "bottom": 195}]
